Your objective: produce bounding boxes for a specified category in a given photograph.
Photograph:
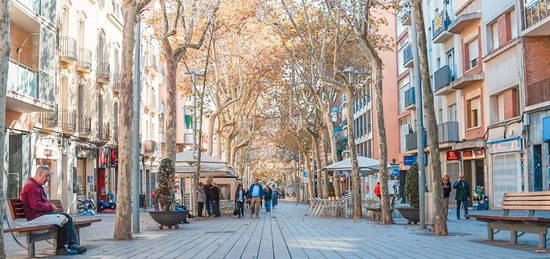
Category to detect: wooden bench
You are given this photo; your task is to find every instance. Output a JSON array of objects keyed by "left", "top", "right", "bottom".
[
  {"left": 3, "top": 199, "right": 102, "bottom": 257},
  {"left": 363, "top": 199, "right": 382, "bottom": 221},
  {"left": 466, "top": 191, "right": 550, "bottom": 249}
]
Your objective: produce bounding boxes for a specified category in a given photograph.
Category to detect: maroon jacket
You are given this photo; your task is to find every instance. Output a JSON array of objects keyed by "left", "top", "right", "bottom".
[{"left": 19, "top": 178, "right": 53, "bottom": 221}]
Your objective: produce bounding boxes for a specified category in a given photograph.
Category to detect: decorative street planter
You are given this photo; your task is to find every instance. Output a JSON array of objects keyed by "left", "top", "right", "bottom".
[
  {"left": 398, "top": 207, "right": 420, "bottom": 224},
  {"left": 149, "top": 210, "right": 188, "bottom": 230}
]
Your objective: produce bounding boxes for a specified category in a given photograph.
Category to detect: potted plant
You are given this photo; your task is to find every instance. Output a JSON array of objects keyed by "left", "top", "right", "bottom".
[
  {"left": 398, "top": 163, "right": 420, "bottom": 224},
  {"left": 148, "top": 158, "right": 188, "bottom": 229}
]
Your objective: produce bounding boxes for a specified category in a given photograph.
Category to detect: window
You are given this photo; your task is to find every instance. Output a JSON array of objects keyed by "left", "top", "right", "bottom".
[
  {"left": 492, "top": 88, "right": 520, "bottom": 123},
  {"left": 489, "top": 22, "right": 499, "bottom": 51},
  {"left": 467, "top": 39, "right": 479, "bottom": 69},
  {"left": 399, "top": 117, "right": 410, "bottom": 153},
  {"left": 467, "top": 97, "right": 481, "bottom": 128},
  {"left": 78, "top": 20, "right": 85, "bottom": 48},
  {"left": 62, "top": 8, "right": 69, "bottom": 36},
  {"left": 446, "top": 49, "right": 455, "bottom": 78},
  {"left": 436, "top": 57, "right": 441, "bottom": 69},
  {"left": 448, "top": 104, "right": 457, "bottom": 122}
]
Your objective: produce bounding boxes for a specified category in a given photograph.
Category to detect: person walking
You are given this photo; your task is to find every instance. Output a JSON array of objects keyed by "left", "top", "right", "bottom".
[
  {"left": 453, "top": 175, "right": 470, "bottom": 219},
  {"left": 197, "top": 182, "right": 207, "bottom": 217},
  {"left": 264, "top": 184, "right": 273, "bottom": 212},
  {"left": 374, "top": 182, "right": 381, "bottom": 199},
  {"left": 272, "top": 186, "right": 278, "bottom": 208},
  {"left": 235, "top": 183, "right": 247, "bottom": 218},
  {"left": 211, "top": 184, "right": 221, "bottom": 217},
  {"left": 247, "top": 178, "right": 264, "bottom": 217},
  {"left": 203, "top": 178, "right": 214, "bottom": 216},
  {"left": 442, "top": 175, "right": 452, "bottom": 217}
]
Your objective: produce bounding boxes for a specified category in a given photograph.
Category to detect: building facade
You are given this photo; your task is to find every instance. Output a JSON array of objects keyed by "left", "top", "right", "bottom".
[{"left": 395, "top": 0, "right": 549, "bottom": 208}]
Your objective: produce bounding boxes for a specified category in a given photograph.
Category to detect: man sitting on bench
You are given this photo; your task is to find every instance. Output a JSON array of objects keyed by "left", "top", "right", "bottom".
[{"left": 19, "top": 166, "right": 87, "bottom": 255}]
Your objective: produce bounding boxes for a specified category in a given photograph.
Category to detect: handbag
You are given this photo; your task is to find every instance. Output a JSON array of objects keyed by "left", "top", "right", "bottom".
[{"left": 233, "top": 208, "right": 239, "bottom": 216}]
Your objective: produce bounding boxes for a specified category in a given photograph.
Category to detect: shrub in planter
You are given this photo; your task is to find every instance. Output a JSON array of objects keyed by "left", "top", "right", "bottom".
[
  {"left": 404, "top": 163, "right": 419, "bottom": 208},
  {"left": 156, "top": 158, "right": 175, "bottom": 211}
]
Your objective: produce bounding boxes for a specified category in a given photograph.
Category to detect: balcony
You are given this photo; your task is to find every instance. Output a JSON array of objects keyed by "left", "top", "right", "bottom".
[
  {"left": 398, "top": 1, "right": 411, "bottom": 26},
  {"left": 522, "top": 0, "right": 550, "bottom": 36},
  {"left": 450, "top": 70, "right": 484, "bottom": 90},
  {"left": 76, "top": 48, "right": 92, "bottom": 72},
  {"left": 7, "top": 59, "right": 54, "bottom": 113},
  {"left": 432, "top": 11, "right": 454, "bottom": 43},
  {"left": 448, "top": 12, "right": 481, "bottom": 34},
  {"left": 61, "top": 109, "right": 77, "bottom": 132},
  {"left": 406, "top": 130, "right": 427, "bottom": 151},
  {"left": 112, "top": 72, "right": 120, "bottom": 94},
  {"left": 97, "top": 62, "right": 111, "bottom": 84},
  {"left": 438, "top": 121, "right": 459, "bottom": 143},
  {"left": 433, "top": 65, "right": 455, "bottom": 95},
  {"left": 98, "top": 122, "right": 111, "bottom": 142},
  {"left": 404, "top": 87, "right": 415, "bottom": 109},
  {"left": 403, "top": 44, "right": 413, "bottom": 68},
  {"left": 78, "top": 114, "right": 92, "bottom": 135},
  {"left": 143, "top": 140, "right": 158, "bottom": 154},
  {"left": 40, "top": 107, "right": 59, "bottom": 128},
  {"left": 59, "top": 36, "right": 77, "bottom": 64}
]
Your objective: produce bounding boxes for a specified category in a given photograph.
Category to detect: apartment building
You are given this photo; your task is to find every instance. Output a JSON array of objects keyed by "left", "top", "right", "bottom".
[
  {"left": 6, "top": 0, "right": 57, "bottom": 200},
  {"left": 140, "top": 27, "right": 164, "bottom": 207},
  {"left": 520, "top": 0, "right": 550, "bottom": 194},
  {"left": 396, "top": 0, "right": 549, "bottom": 208}
]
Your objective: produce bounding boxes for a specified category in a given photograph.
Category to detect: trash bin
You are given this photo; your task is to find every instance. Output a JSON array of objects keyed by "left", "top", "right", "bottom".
[{"left": 140, "top": 194, "right": 146, "bottom": 208}]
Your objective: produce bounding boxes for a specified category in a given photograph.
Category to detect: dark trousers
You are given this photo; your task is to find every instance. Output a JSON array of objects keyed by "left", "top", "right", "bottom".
[
  {"left": 212, "top": 200, "right": 220, "bottom": 216},
  {"left": 236, "top": 201, "right": 245, "bottom": 217},
  {"left": 198, "top": 202, "right": 204, "bottom": 217},
  {"left": 46, "top": 212, "right": 78, "bottom": 248},
  {"left": 456, "top": 199, "right": 468, "bottom": 219},
  {"left": 206, "top": 201, "right": 213, "bottom": 216}
]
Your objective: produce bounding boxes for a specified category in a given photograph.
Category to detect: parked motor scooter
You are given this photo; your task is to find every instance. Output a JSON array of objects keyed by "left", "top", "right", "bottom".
[{"left": 77, "top": 199, "right": 97, "bottom": 216}]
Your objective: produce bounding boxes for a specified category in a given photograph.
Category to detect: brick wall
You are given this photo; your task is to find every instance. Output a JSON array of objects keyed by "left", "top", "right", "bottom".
[{"left": 523, "top": 36, "right": 550, "bottom": 106}]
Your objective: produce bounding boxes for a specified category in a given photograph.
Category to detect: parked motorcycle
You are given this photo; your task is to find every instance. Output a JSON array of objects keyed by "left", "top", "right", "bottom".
[{"left": 77, "top": 199, "right": 97, "bottom": 216}]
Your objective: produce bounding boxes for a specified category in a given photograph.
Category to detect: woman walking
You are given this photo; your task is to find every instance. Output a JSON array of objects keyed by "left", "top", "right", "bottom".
[
  {"left": 442, "top": 175, "right": 452, "bottom": 217},
  {"left": 264, "top": 184, "right": 273, "bottom": 212},
  {"left": 197, "top": 182, "right": 206, "bottom": 217},
  {"left": 235, "top": 183, "right": 247, "bottom": 218}
]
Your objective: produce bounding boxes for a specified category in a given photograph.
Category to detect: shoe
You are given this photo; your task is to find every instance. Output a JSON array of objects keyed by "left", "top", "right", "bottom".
[
  {"left": 69, "top": 244, "right": 87, "bottom": 254},
  {"left": 183, "top": 220, "right": 190, "bottom": 224},
  {"left": 56, "top": 247, "right": 78, "bottom": 255}
]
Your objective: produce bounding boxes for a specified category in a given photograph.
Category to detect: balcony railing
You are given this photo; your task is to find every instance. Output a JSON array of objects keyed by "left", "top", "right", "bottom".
[
  {"left": 61, "top": 109, "right": 77, "bottom": 132},
  {"left": 77, "top": 48, "right": 92, "bottom": 71},
  {"left": 432, "top": 11, "right": 452, "bottom": 39},
  {"left": 438, "top": 121, "right": 459, "bottom": 143},
  {"left": 143, "top": 140, "right": 157, "bottom": 154},
  {"left": 98, "top": 62, "right": 111, "bottom": 80},
  {"left": 403, "top": 44, "right": 413, "bottom": 67},
  {"left": 40, "top": 106, "right": 59, "bottom": 127},
  {"left": 98, "top": 122, "right": 110, "bottom": 141},
  {"left": 434, "top": 65, "right": 454, "bottom": 91},
  {"left": 523, "top": 0, "right": 549, "bottom": 29},
  {"left": 404, "top": 87, "right": 415, "bottom": 107},
  {"left": 78, "top": 114, "right": 92, "bottom": 135},
  {"left": 112, "top": 72, "right": 120, "bottom": 93},
  {"left": 59, "top": 36, "right": 77, "bottom": 61},
  {"left": 406, "top": 130, "right": 427, "bottom": 151},
  {"left": 8, "top": 59, "right": 39, "bottom": 99},
  {"left": 398, "top": 0, "right": 411, "bottom": 25}
]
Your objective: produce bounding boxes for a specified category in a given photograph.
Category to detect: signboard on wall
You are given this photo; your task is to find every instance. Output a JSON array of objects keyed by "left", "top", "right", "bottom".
[
  {"left": 462, "top": 148, "right": 486, "bottom": 160},
  {"left": 404, "top": 155, "right": 417, "bottom": 166},
  {"left": 110, "top": 149, "right": 118, "bottom": 168},
  {"left": 446, "top": 150, "right": 460, "bottom": 161},
  {"left": 543, "top": 116, "right": 550, "bottom": 141},
  {"left": 98, "top": 149, "right": 109, "bottom": 168},
  {"left": 487, "top": 137, "right": 522, "bottom": 154}
]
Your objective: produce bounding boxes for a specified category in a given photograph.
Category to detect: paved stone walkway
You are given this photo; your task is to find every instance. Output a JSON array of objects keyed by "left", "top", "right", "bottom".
[{"left": 5, "top": 202, "right": 550, "bottom": 258}]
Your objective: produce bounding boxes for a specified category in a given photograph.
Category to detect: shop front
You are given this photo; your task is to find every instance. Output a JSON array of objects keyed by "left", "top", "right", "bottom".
[
  {"left": 96, "top": 148, "right": 110, "bottom": 203},
  {"left": 75, "top": 145, "right": 97, "bottom": 201},
  {"left": 487, "top": 137, "right": 523, "bottom": 208}
]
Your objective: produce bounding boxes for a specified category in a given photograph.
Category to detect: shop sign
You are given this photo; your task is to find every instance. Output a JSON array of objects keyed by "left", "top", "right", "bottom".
[
  {"left": 110, "top": 149, "right": 118, "bottom": 168},
  {"left": 487, "top": 137, "right": 522, "bottom": 154},
  {"left": 404, "top": 155, "right": 417, "bottom": 166},
  {"left": 446, "top": 150, "right": 460, "bottom": 161},
  {"left": 98, "top": 149, "right": 109, "bottom": 168},
  {"left": 76, "top": 146, "right": 97, "bottom": 159},
  {"left": 35, "top": 139, "right": 60, "bottom": 160},
  {"left": 462, "top": 149, "right": 485, "bottom": 160}
]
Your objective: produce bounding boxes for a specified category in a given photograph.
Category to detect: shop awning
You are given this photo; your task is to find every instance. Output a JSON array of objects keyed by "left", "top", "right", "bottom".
[
  {"left": 174, "top": 162, "right": 236, "bottom": 178},
  {"left": 175, "top": 149, "right": 226, "bottom": 166},
  {"left": 325, "top": 156, "right": 390, "bottom": 173}
]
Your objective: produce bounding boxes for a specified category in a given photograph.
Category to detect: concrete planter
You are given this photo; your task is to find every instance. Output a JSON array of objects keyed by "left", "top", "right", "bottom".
[
  {"left": 149, "top": 210, "right": 188, "bottom": 230},
  {"left": 398, "top": 207, "right": 420, "bottom": 224}
]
